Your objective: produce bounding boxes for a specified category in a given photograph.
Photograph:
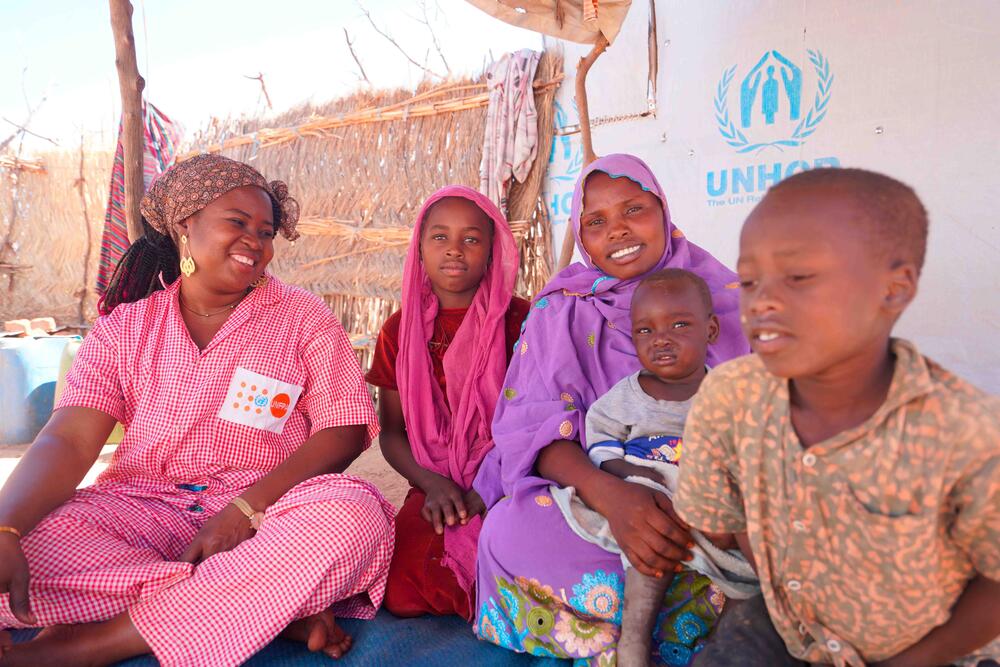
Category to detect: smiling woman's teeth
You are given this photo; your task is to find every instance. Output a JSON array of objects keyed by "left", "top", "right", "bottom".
[
  {"left": 757, "top": 332, "right": 779, "bottom": 342},
  {"left": 232, "top": 255, "right": 254, "bottom": 266},
  {"left": 611, "top": 245, "right": 640, "bottom": 259}
]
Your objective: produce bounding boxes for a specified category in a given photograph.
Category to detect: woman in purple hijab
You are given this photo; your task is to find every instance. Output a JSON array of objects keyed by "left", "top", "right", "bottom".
[{"left": 472, "top": 154, "right": 749, "bottom": 665}]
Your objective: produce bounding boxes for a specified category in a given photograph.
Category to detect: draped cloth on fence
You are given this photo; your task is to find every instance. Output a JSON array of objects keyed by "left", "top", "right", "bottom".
[
  {"left": 96, "top": 103, "right": 182, "bottom": 294},
  {"left": 479, "top": 49, "right": 541, "bottom": 211}
]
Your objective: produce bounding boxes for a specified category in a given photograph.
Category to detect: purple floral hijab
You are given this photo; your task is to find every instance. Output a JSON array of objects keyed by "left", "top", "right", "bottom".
[{"left": 475, "top": 153, "right": 748, "bottom": 504}]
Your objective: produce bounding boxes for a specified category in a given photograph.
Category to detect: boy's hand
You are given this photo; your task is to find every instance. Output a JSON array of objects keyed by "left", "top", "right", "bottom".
[
  {"left": 601, "top": 480, "right": 693, "bottom": 578},
  {"left": 179, "top": 503, "right": 255, "bottom": 565},
  {"left": 418, "top": 472, "right": 469, "bottom": 535}
]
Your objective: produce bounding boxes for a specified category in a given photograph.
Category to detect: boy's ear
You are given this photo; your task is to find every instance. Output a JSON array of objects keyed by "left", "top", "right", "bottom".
[
  {"left": 707, "top": 314, "right": 721, "bottom": 344},
  {"left": 884, "top": 261, "right": 919, "bottom": 317}
]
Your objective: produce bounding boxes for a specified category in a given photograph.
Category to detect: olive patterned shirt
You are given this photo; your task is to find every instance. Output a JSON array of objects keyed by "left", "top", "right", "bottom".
[{"left": 675, "top": 339, "right": 1000, "bottom": 666}]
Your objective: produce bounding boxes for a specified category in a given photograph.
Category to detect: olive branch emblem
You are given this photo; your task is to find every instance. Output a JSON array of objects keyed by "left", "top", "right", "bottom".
[{"left": 715, "top": 49, "right": 833, "bottom": 154}]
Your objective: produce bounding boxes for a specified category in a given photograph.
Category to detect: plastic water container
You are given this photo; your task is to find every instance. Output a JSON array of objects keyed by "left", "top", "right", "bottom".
[{"left": 0, "top": 336, "right": 80, "bottom": 444}]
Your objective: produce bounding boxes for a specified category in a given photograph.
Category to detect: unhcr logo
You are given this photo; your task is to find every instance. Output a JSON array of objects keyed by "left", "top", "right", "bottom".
[
  {"left": 716, "top": 49, "right": 833, "bottom": 153},
  {"left": 706, "top": 49, "right": 840, "bottom": 206}
]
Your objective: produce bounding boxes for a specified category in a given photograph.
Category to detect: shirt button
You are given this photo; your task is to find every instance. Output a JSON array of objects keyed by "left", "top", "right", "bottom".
[
  {"left": 793, "top": 520, "right": 807, "bottom": 532},
  {"left": 826, "top": 639, "right": 842, "bottom": 652},
  {"left": 787, "top": 579, "right": 802, "bottom": 591},
  {"left": 802, "top": 453, "right": 817, "bottom": 467}
]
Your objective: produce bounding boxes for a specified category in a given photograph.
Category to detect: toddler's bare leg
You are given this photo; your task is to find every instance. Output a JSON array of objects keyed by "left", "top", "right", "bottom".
[{"left": 617, "top": 567, "right": 673, "bottom": 667}]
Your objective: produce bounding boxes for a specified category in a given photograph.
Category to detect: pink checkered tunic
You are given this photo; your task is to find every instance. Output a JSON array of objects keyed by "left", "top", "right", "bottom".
[{"left": 0, "top": 276, "right": 395, "bottom": 666}]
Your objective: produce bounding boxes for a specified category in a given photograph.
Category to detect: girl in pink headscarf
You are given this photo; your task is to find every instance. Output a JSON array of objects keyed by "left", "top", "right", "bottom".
[{"left": 365, "top": 186, "right": 530, "bottom": 621}]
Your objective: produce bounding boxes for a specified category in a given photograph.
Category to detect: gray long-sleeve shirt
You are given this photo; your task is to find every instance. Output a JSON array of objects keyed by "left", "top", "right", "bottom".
[{"left": 585, "top": 371, "right": 693, "bottom": 468}]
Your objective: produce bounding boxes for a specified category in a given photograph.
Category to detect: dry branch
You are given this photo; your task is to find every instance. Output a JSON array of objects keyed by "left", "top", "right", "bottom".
[
  {"left": 358, "top": 3, "right": 445, "bottom": 80},
  {"left": 244, "top": 72, "right": 273, "bottom": 110},
  {"left": 416, "top": 0, "right": 451, "bottom": 76},
  {"left": 0, "top": 73, "right": 49, "bottom": 153},
  {"left": 343, "top": 28, "right": 372, "bottom": 85},
  {"left": 1, "top": 117, "right": 58, "bottom": 147}
]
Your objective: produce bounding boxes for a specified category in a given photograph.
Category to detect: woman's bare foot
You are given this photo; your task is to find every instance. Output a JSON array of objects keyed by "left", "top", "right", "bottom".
[
  {"left": 0, "top": 615, "right": 148, "bottom": 667},
  {"left": 0, "top": 625, "right": 91, "bottom": 666},
  {"left": 282, "top": 609, "right": 353, "bottom": 659}
]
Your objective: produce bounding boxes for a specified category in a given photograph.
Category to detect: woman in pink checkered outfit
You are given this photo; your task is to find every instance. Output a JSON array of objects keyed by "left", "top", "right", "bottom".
[{"left": 0, "top": 155, "right": 395, "bottom": 666}]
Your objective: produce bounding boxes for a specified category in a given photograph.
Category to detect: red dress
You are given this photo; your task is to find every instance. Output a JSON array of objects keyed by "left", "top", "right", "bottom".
[{"left": 365, "top": 297, "right": 530, "bottom": 620}]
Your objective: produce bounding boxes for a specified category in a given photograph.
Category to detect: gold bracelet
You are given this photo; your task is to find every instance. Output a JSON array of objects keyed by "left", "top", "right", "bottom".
[
  {"left": 230, "top": 497, "right": 264, "bottom": 531},
  {"left": 230, "top": 497, "right": 255, "bottom": 519},
  {"left": 0, "top": 526, "right": 22, "bottom": 539}
]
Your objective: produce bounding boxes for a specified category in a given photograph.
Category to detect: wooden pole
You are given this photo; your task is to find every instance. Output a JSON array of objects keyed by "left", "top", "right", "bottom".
[
  {"left": 575, "top": 34, "right": 608, "bottom": 168},
  {"left": 76, "top": 136, "right": 93, "bottom": 323},
  {"left": 557, "top": 35, "right": 609, "bottom": 271},
  {"left": 109, "top": 0, "right": 145, "bottom": 244}
]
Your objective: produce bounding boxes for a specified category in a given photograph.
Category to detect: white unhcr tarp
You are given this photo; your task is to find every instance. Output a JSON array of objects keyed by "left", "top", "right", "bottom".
[{"left": 543, "top": 0, "right": 1000, "bottom": 393}]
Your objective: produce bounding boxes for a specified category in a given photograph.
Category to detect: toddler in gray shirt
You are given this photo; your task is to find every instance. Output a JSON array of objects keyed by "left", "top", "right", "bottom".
[{"left": 550, "top": 269, "right": 757, "bottom": 667}]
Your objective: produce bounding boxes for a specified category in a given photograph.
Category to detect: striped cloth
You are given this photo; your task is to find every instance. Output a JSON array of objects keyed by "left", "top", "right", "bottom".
[{"left": 95, "top": 102, "right": 182, "bottom": 294}]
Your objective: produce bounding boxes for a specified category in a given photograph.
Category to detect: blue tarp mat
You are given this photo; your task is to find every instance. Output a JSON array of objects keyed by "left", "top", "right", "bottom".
[{"left": 12, "top": 610, "right": 570, "bottom": 666}]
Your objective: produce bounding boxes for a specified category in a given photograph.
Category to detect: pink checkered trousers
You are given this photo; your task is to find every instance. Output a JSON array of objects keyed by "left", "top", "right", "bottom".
[{"left": 0, "top": 276, "right": 395, "bottom": 666}]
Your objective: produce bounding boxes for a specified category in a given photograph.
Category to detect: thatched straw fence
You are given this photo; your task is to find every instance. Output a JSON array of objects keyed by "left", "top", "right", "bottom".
[
  {"left": 187, "top": 51, "right": 562, "bottom": 362},
  {"left": 1, "top": 52, "right": 562, "bottom": 366},
  {"left": 0, "top": 147, "right": 112, "bottom": 324}
]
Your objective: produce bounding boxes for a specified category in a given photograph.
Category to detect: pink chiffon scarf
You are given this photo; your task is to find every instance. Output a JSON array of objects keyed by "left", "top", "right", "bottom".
[{"left": 396, "top": 185, "right": 519, "bottom": 595}]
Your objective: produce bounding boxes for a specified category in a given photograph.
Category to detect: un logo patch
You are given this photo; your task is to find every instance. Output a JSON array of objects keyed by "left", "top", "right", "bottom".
[{"left": 715, "top": 50, "right": 833, "bottom": 154}]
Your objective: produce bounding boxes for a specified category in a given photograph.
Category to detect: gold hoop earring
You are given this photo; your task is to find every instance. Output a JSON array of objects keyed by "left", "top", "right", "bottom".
[{"left": 179, "top": 235, "right": 196, "bottom": 277}]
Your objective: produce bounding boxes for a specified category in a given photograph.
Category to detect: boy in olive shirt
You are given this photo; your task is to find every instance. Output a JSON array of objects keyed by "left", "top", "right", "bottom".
[{"left": 677, "top": 168, "right": 1000, "bottom": 667}]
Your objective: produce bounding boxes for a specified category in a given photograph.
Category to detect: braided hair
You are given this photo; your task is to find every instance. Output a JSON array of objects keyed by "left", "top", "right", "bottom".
[{"left": 98, "top": 217, "right": 180, "bottom": 316}]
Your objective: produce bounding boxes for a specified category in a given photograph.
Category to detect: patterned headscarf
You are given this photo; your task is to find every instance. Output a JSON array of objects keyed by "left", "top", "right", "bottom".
[{"left": 139, "top": 153, "right": 300, "bottom": 240}]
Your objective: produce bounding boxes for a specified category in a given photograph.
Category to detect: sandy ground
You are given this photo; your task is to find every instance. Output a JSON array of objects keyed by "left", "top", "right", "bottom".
[
  {"left": 0, "top": 439, "right": 410, "bottom": 510},
  {"left": 348, "top": 439, "right": 410, "bottom": 508}
]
